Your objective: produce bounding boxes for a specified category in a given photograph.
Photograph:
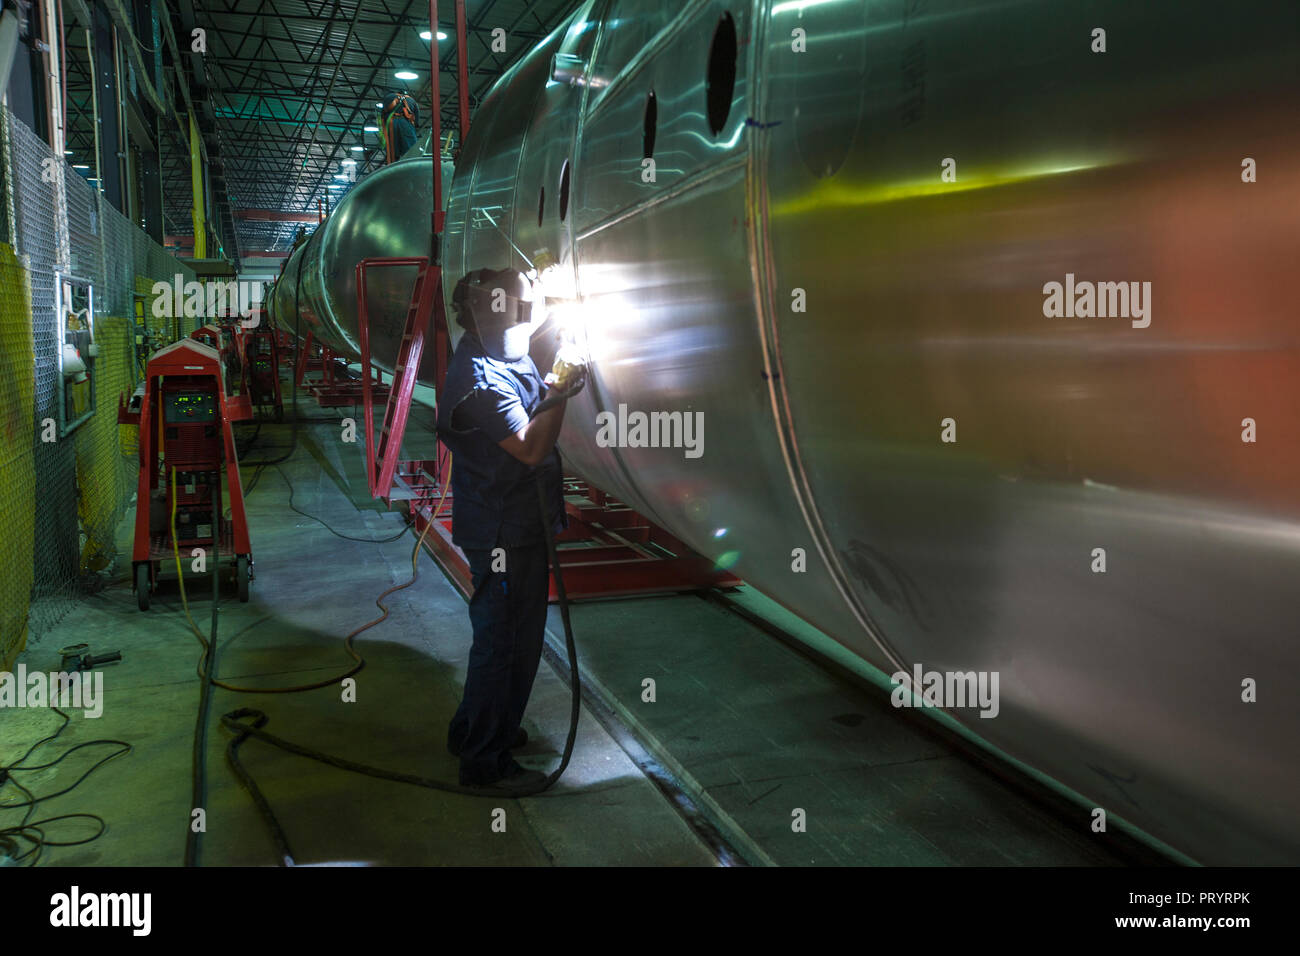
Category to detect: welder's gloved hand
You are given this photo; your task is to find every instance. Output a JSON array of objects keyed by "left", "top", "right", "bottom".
[{"left": 545, "top": 354, "right": 587, "bottom": 399}]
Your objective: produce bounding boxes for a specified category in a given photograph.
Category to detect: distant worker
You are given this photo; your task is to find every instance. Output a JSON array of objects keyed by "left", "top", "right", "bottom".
[
  {"left": 436, "top": 268, "right": 586, "bottom": 792},
  {"left": 378, "top": 92, "right": 419, "bottom": 164}
]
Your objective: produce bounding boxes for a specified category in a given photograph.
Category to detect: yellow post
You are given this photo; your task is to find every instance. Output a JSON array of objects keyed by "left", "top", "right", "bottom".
[{"left": 189, "top": 114, "right": 206, "bottom": 259}]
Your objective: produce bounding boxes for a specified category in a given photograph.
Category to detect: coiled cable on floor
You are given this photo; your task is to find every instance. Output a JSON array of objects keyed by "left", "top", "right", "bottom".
[{"left": 0, "top": 709, "right": 130, "bottom": 866}]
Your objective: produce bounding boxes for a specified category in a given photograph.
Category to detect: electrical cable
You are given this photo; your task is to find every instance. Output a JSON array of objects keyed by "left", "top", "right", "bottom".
[
  {"left": 0, "top": 708, "right": 131, "bottom": 867},
  {"left": 274, "top": 464, "right": 409, "bottom": 543},
  {"left": 183, "top": 477, "right": 222, "bottom": 867}
]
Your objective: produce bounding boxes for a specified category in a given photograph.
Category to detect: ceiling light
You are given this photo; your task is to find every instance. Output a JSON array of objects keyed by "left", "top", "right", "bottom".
[
  {"left": 73, "top": 164, "right": 89, "bottom": 169},
  {"left": 394, "top": 70, "right": 418, "bottom": 81},
  {"left": 438, "top": 31, "right": 447, "bottom": 40},
  {"left": 342, "top": 158, "right": 357, "bottom": 166},
  {"left": 350, "top": 145, "right": 364, "bottom": 151},
  {"left": 419, "top": 30, "right": 431, "bottom": 40},
  {"left": 334, "top": 173, "right": 349, "bottom": 180},
  {"left": 363, "top": 125, "right": 378, "bottom": 133},
  {"left": 64, "top": 150, "right": 73, "bottom": 155}
]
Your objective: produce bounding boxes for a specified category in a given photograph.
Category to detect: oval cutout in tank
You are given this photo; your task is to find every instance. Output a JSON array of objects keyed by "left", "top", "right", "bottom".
[
  {"left": 558, "top": 159, "right": 571, "bottom": 222},
  {"left": 706, "top": 13, "right": 737, "bottom": 136},
  {"left": 643, "top": 90, "right": 658, "bottom": 159}
]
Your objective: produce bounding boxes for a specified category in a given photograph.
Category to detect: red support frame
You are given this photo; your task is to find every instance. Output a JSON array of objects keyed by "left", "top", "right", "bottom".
[{"left": 409, "top": 477, "right": 742, "bottom": 603}]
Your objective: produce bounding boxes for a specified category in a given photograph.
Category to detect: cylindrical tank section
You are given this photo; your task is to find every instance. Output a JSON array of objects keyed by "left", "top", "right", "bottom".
[
  {"left": 441, "top": 0, "right": 1300, "bottom": 865},
  {"left": 268, "top": 138, "right": 454, "bottom": 380}
]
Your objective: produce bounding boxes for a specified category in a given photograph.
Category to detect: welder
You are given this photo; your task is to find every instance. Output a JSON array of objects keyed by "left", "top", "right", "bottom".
[
  {"left": 436, "top": 268, "right": 586, "bottom": 792},
  {"left": 378, "top": 92, "right": 419, "bottom": 165}
]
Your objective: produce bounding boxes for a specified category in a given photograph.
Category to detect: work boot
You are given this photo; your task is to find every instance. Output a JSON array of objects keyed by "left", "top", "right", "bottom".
[{"left": 446, "top": 726, "right": 528, "bottom": 758}]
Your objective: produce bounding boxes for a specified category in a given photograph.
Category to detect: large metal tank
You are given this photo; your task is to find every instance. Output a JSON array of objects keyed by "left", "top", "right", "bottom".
[
  {"left": 277, "top": 0, "right": 1300, "bottom": 864},
  {"left": 443, "top": 0, "right": 1300, "bottom": 865},
  {"left": 268, "top": 136, "right": 454, "bottom": 378}
]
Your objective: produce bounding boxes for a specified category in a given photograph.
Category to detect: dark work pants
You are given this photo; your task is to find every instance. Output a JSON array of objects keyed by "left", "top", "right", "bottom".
[{"left": 448, "top": 543, "right": 549, "bottom": 784}]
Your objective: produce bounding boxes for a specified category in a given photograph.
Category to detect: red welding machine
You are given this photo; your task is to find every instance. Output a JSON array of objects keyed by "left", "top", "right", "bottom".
[{"left": 118, "top": 338, "right": 254, "bottom": 610}]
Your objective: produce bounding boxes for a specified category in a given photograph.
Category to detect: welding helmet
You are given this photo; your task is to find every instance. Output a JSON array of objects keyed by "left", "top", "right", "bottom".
[{"left": 452, "top": 268, "right": 544, "bottom": 363}]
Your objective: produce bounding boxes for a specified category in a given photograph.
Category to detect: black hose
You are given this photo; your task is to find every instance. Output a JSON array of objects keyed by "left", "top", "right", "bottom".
[{"left": 184, "top": 478, "right": 222, "bottom": 867}]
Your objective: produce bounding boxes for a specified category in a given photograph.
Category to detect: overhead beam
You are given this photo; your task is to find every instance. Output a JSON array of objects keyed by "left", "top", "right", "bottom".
[{"left": 234, "top": 208, "right": 321, "bottom": 222}]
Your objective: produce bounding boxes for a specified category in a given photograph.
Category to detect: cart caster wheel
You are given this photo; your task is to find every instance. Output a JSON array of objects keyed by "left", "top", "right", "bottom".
[
  {"left": 237, "top": 556, "right": 250, "bottom": 603},
  {"left": 135, "top": 564, "right": 150, "bottom": 611}
]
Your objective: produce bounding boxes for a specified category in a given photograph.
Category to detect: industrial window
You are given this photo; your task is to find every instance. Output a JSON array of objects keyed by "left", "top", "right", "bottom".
[
  {"left": 643, "top": 90, "right": 658, "bottom": 159},
  {"left": 706, "top": 12, "right": 737, "bottom": 136},
  {"left": 559, "top": 159, "right": 571, "bottom": 222}
]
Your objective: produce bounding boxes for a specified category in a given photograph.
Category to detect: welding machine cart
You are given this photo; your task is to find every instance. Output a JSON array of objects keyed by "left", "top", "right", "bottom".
[{"left": 118, "top": 339, "right": 254, "bottom": 610}]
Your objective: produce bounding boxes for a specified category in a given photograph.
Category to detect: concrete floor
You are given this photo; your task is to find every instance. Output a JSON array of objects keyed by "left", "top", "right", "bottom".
[
  {"left": 0, "top": 398, "right": 717, "bottom": 866},
  {"left": 3, "top": 386, "right": 1159, "bottom": 867},
  {"left": 544, "top": 590, "right": 1143, "bottom": 866}
]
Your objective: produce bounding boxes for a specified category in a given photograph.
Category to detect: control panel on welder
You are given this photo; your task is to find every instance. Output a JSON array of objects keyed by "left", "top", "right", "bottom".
[
  {"left": 162, "top": 383, "right": 222, "bottom": 547},
  {"left": 165, "top": 391, "right": 217, "bottom": 423}
]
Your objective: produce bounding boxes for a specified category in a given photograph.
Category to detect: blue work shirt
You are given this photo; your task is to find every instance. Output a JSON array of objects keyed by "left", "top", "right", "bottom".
[{"left": 436, "top": 333, "right": 564, "bottom": 550}]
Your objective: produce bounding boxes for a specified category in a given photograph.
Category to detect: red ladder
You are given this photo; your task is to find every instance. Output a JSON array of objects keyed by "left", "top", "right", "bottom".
[{"left": 356, "top": 256, "right": 444, "bottom": 503}]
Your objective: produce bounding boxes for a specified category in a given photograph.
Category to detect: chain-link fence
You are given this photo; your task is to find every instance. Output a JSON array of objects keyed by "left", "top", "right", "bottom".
[{"left": 0, "top": 105, "right": 198, "bottom": 665}]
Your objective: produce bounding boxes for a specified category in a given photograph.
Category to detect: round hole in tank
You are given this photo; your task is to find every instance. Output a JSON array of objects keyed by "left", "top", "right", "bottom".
[
  {"left": 706, "top": 12, "right": 737, "bottom": 136},
  {"left": 558, "top": 159, "right": 571, "bottom": 222},
  {"left": 643, "top": 90, "right": 658, "bottom": 159},
  {"left": 538, "top": 185, "right": 545, "bottom": 228}
]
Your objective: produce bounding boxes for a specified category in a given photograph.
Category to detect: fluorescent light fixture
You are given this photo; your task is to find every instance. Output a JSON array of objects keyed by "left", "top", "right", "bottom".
[
  {"left": 438, "top": 31, "right": 447, "bottom": 39},
  {"left": 420, "top": 30, "right": 431, "bottom": 39},
  {"left": 394, "top": 70, "right": 418, "bottom": 80},
  {"left": 64, "top": 150, "right": 73, "bottom": 155},
  {"left": 363, "top": 125, "right": 379, "bottom": 132},
  {"left": 350, "top": 145, "right": 364, "bottom": 151},
  {"left": 334, "top": 173, "right": 349, "bottom": 180},
  {"left": 375, "top": 101, "right": 383, "bottom": 108},
  {"left": 342, "top": 158, "right": 357, "bottom": 166},
  {"left": 73, "top": 164, "right": 90, "bottom": 169}
]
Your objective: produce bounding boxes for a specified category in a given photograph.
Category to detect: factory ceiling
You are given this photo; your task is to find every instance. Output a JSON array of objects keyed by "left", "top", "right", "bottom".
[{"left": 62, "top": 0, "right": 580, "bottom": 261}]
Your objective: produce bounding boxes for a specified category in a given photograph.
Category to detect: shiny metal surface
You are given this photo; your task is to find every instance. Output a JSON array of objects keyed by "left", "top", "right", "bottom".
[
  {"left": 268, "top": 142, "right": 454, "bottom": 380},
  {"left": 288, "top": 0, "right": 1300, "bottom": 863}
]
